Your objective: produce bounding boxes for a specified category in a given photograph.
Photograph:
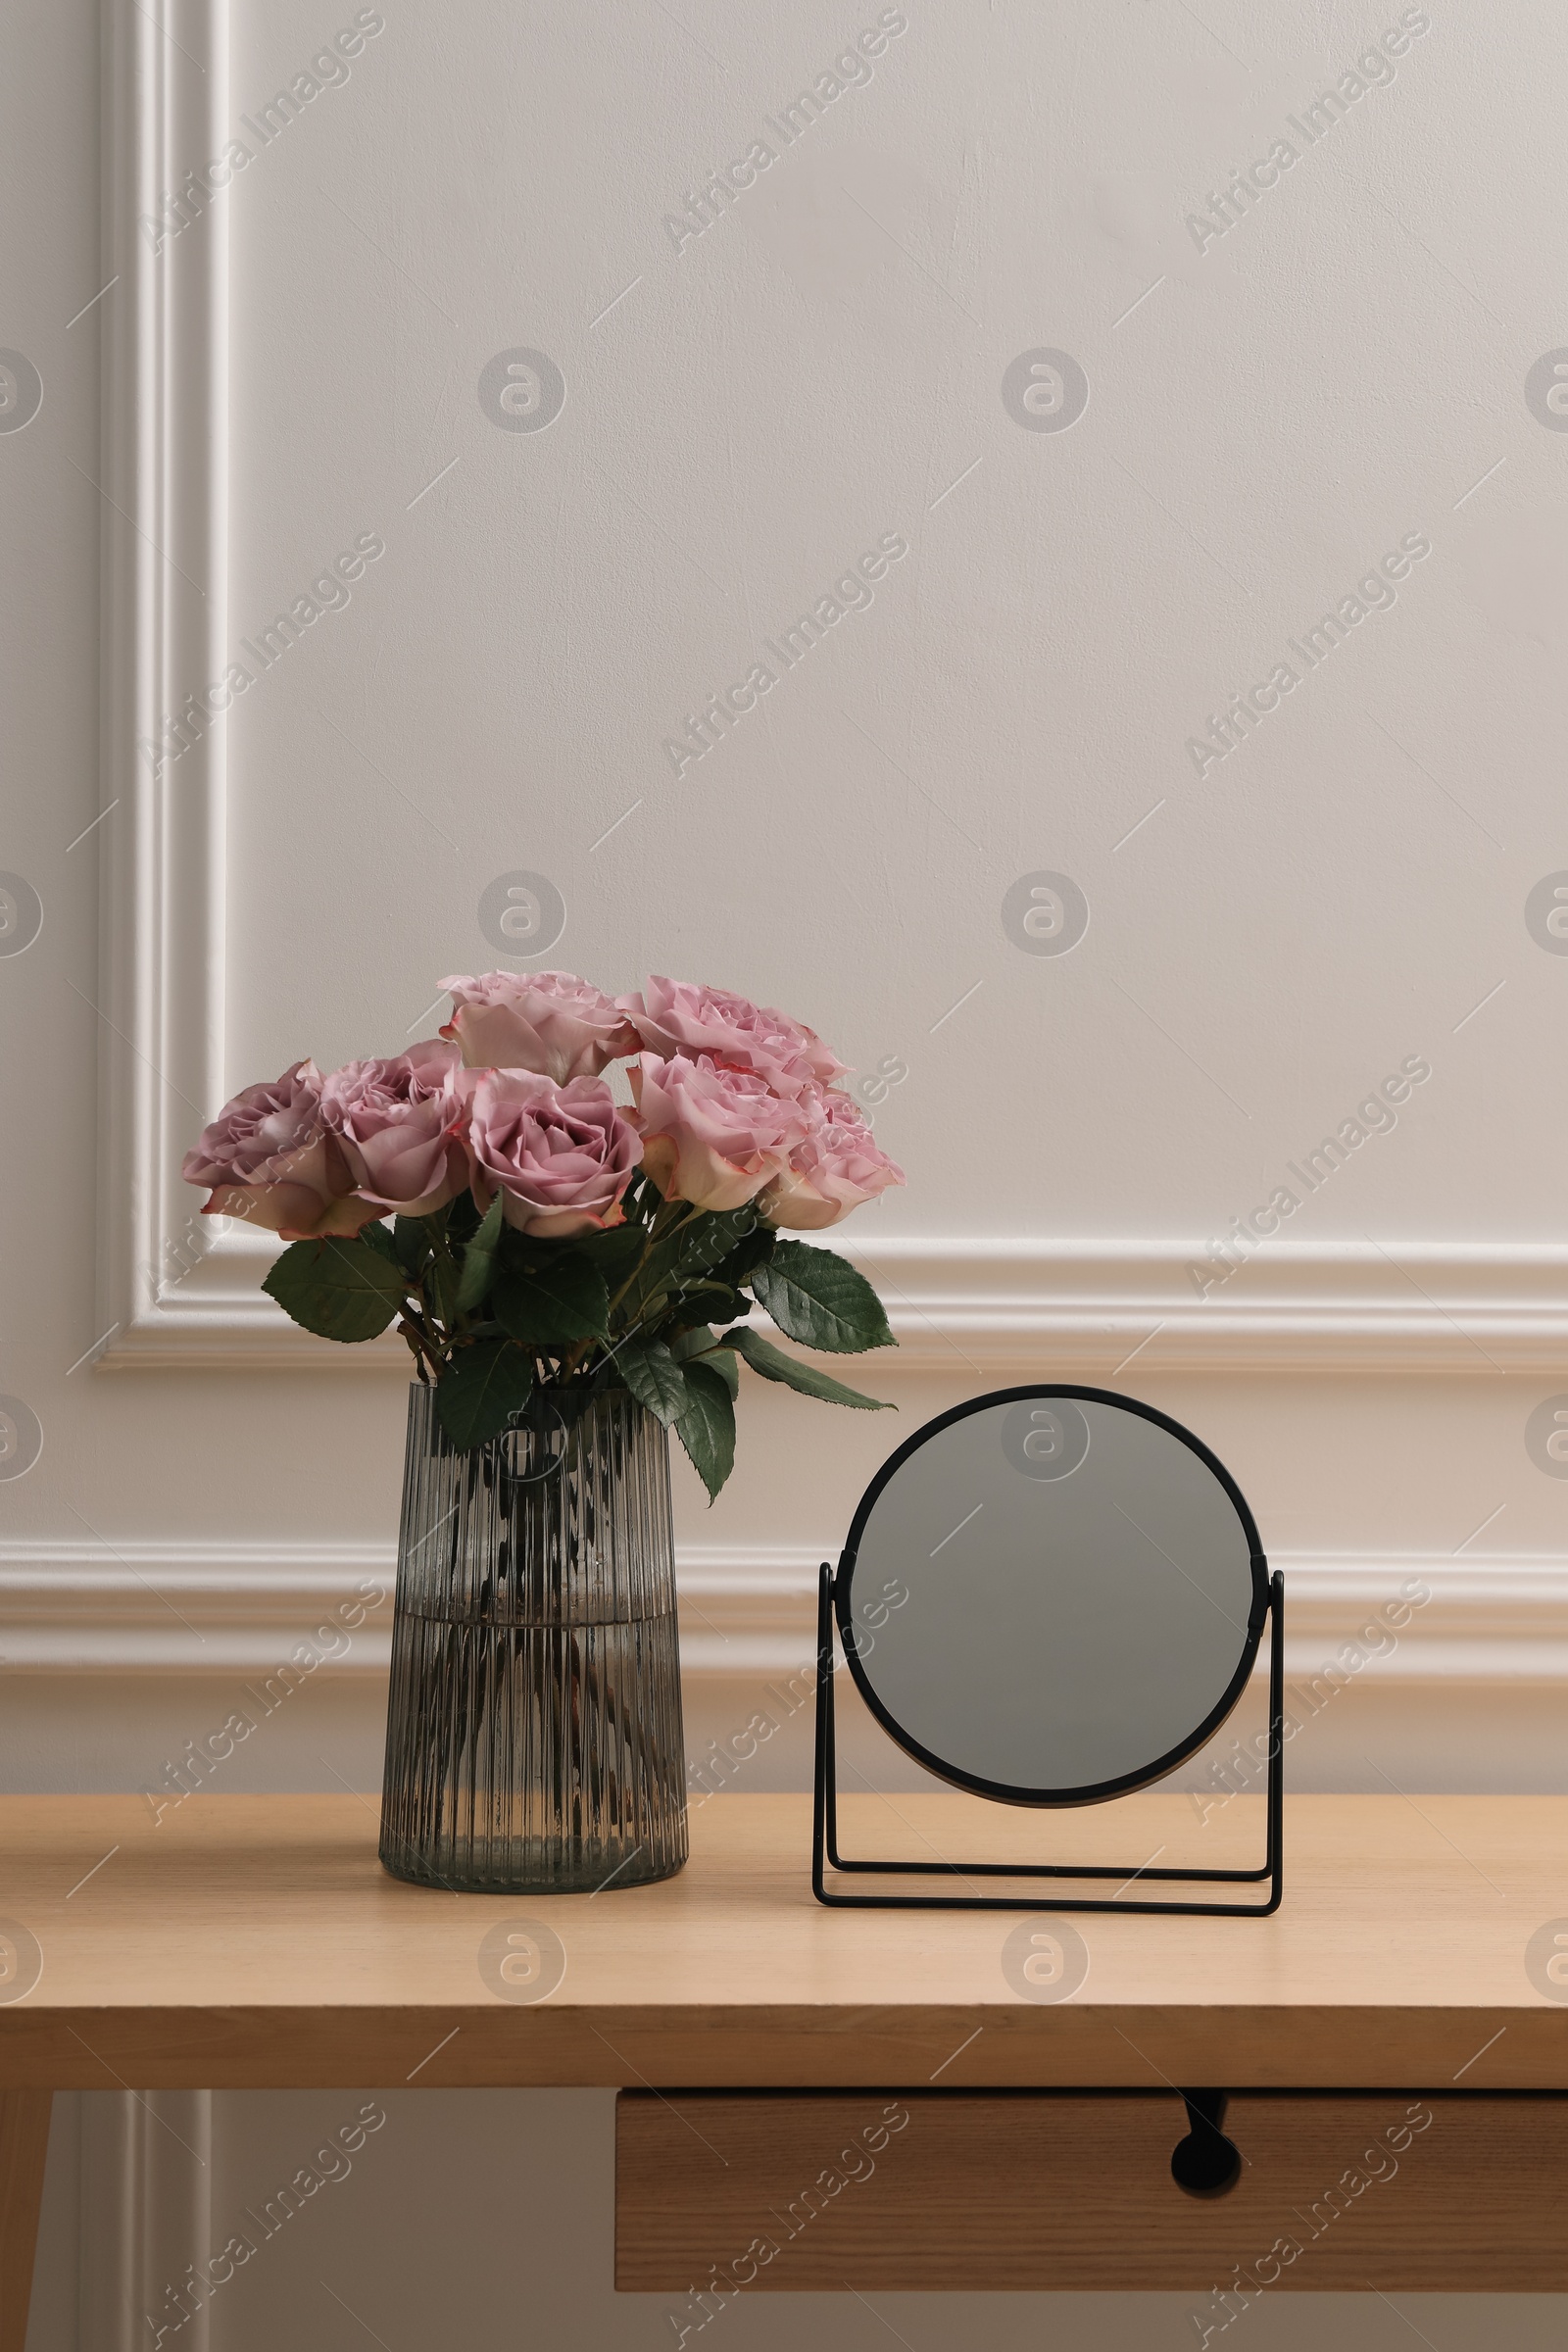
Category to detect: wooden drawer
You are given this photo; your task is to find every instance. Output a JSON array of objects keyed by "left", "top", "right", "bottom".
[{"left": 616, "top": 2089, "right": 1568, "bottom": 2294}]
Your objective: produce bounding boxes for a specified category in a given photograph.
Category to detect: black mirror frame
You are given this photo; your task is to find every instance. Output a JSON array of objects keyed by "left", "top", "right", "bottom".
[
  {"left": 835, "top": 1383, "right": 1270, "bottom": 1809},
  {"left": 812, "top": 1384, "right": 1284, "bottom": 1916}
]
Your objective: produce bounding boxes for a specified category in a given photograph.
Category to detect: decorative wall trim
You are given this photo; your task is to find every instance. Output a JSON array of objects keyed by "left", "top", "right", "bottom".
[
  {"left": 94, "top": 0, "right": 232, "bottom": 1376},
  {"left": 4, "top": 1541, "right": 1566, "bottom": 1682},
  {"left": 77, "top": 25, "right": 252, "bottom": 2339},
  {"left": 844, "top": 1238, "right": 1568, "bottom": 1374},
  {"left": 0, "top": 1544, "right": 391, "bottom": 1674},
  {"left": 85, "top": 1, "right": 1568, "bottom": 1387},
  {"left": 80, "top": 2090, "right": 212, "bottom": 2352},
  {"left": 95, "top": 1234, "right": 1568, "bottom": 1374}
]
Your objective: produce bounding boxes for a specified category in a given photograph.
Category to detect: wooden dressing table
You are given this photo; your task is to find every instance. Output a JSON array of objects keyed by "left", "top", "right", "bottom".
[{"left": 1, "top": 1790, "right": 1564, "bottom": 2341}]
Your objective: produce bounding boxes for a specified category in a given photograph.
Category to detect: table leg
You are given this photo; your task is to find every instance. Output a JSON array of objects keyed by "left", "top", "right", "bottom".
[{"left": 0, "top": 2091, "right": 53, "bottom": 2352}]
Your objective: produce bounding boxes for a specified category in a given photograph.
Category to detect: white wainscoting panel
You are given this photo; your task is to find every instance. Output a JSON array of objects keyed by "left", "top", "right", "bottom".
[
  {"left": 3, "top": 1540, "right": 1565, "bottom": 1683},
  {"left": 80, "top": 2092, "right": 213, "bottom": 2352}
]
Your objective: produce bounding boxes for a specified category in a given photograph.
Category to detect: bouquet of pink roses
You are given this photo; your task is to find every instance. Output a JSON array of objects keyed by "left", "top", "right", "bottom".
[{"left": 182, "top": 972, "right": 905, "bottom": 1495}]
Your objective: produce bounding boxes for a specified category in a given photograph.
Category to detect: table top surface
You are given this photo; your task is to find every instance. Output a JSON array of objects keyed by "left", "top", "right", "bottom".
[{"left": 0, "top": 1792, "right": 1563, "bottom": 2089}]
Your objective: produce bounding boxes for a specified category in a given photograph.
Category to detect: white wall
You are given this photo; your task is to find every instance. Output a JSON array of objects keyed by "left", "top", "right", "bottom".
[{"left": 5, "top": 0, "right": 1568, "bottom": 2343}]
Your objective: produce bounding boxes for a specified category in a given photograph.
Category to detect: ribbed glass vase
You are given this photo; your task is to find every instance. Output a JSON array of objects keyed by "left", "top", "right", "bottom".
[{"left": 379, "top": 1383, "right": 688, "bottom": 1893}]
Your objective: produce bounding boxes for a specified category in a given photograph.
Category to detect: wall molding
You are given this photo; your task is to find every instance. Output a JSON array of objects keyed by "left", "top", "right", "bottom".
[
  {"left": 94, "top": 1234, "right": 1568, "bottom": 1374},
  {"left": 85, "top": 0, "right": 1568, "bottom": 1385},
  {"left": 844, "top": 1238, "right": 1568, "bottom": 1373},
  {"left": 3, "top": 1541, "right": 1566, "bottom": 1683},
  {"left": 93, "top": 0, "right": 231, "bottom": 1375},
  {"left": 78, "top": 24, "right": 215, "bottom": 2346},
  {"left": 80, "top": 2089, "right": 213, "bottom": 2352}
]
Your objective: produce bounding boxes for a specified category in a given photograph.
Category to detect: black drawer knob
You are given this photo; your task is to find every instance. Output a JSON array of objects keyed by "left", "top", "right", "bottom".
[{"left": 1171, "top": 2089, "right": 1241, "bottom": 2195}]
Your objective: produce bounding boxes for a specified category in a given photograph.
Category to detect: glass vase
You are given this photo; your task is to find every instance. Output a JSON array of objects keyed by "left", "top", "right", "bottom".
[{"left": 379, "top": 1382, "right": 688, "bottom": 1893}]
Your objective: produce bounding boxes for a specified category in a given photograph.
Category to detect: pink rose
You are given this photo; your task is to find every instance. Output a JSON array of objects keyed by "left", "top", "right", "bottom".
[
  {"left": 758, "top": 1087, "right": 906, "bottom": 1230},
  {"left": 630, "top": 1053, "right": 808, "bottom": 1212},
  {"left": 318, "top": 1040, "right": 468, "bottom": 1216},
  {"left": 181, "top": 1061, "right": 377, "bottom": 1239},
  {"left": 469, "top": 1070, "right": 640, "bottom": 1238},
  {"left": 616, "top": 975, "right": 846, "bottom": 1097},
  {"left": 439, "top": 970, "right": 638, "bottom": 1083}
]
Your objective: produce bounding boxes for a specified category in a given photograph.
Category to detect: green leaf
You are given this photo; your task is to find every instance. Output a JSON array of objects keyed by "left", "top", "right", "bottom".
[
  {"left": 262, "top": 1236, "right": 408, "bottom": 1344},
  {"left": 672, "top": 1205, "right": 765, "bottom": 1281},
  {"left": 493, "top": 1254, "right": 610, "bottom": 1347},
  {"left": 390, "top": 1216, "right": 433, "bottom": 1279},
  {"left": 630, "top": 1206, "right": 762, "bottom": 1320},
  {"left": 666, "top": 1279, "right": 744, "bottom": 1329},
  {"left": 674, "top": 1360, "right": 737, "bottom": 1501},
  {"left": 615, "top": 1337, "right": 690, "bottom": 1427},
  {"left": 722, "top": 1326, "right": 893, "bottom": 1410},
  {"left": 750, "top": 1241, "right": 895, "bottom": 1354},
  {"left": 445, "top": 1189, "right": 481, "bottom": 1245},
  {"left": 668, "top": 1326, "right": 740, "bottom": 1399},
  {"left": 433, "top": 1340, "right": 534, "bottom": 1450},
  {"left": 698, "top": 1346, "right": 741, "bottom": 1400},
  {"left": 431, "top": 1246, "right": 464, "bottom": 1332},
  {"left": 708, "top": 1220, "right": 776, "bottom": 1290},
  {"left": 576, "top": 1223, "right": 647, "bottom": 1287},
  {"left": 358, "top": 1218, "right": 399, "bottom": 1265},
  {"left": 455, "top": 1194, "right": 505, "bottom": 1314}
]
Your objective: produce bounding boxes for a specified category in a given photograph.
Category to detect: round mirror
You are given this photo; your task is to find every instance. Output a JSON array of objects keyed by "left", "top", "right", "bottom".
[{"left": 837, "top": 1386, "right": 1266, "bottom": 1805}]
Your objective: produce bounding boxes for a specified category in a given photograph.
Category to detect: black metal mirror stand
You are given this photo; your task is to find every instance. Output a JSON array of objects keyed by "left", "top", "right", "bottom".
[{"left": 810, "top": 1563, "right": 1285, "bottom": 1915}]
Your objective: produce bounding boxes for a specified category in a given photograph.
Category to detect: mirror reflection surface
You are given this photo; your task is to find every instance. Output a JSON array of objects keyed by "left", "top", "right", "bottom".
[{"left": 844, "top": 1395, "right": 1258, "bottom": 1795}]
